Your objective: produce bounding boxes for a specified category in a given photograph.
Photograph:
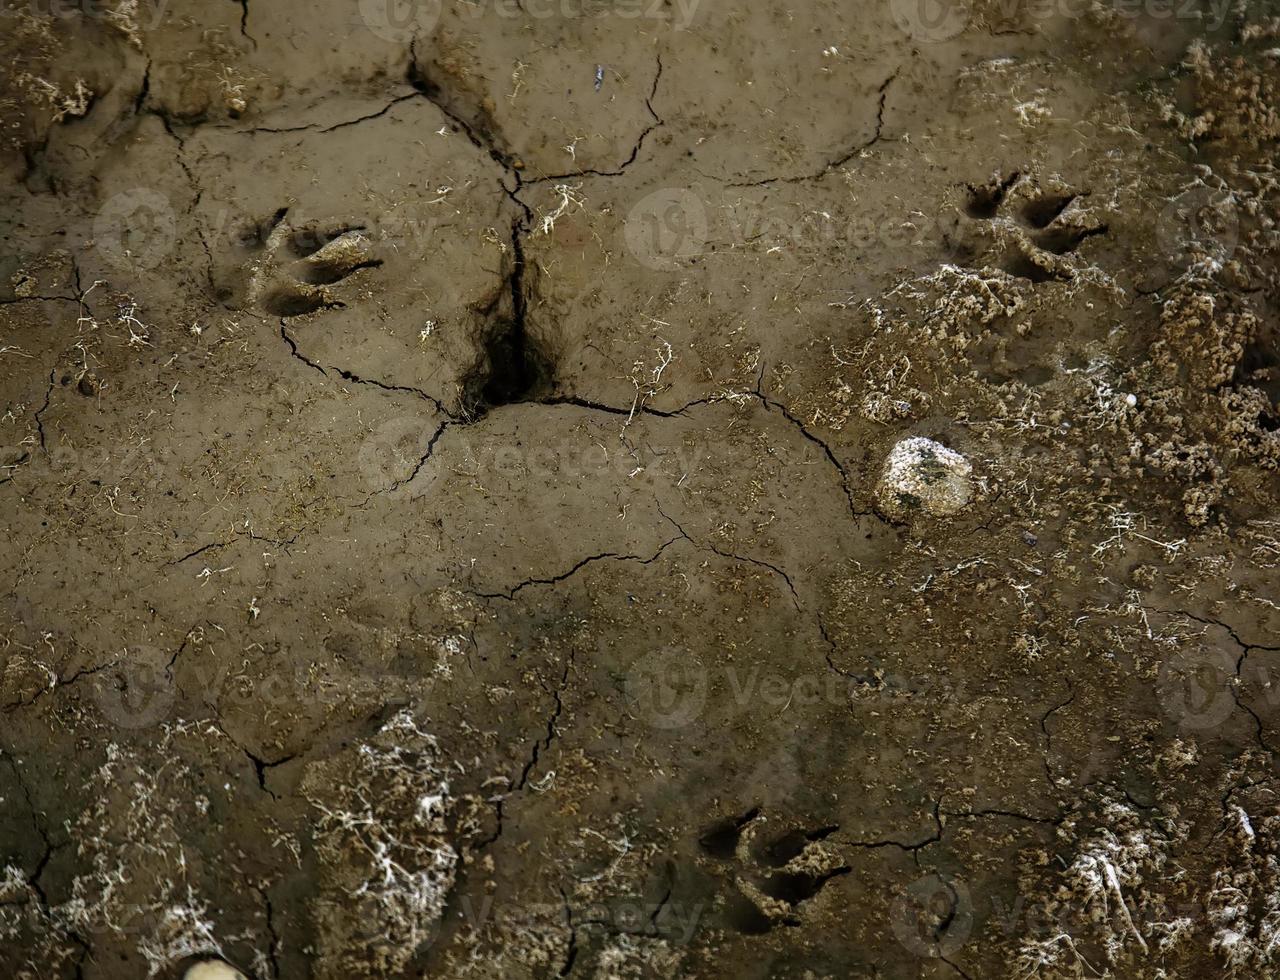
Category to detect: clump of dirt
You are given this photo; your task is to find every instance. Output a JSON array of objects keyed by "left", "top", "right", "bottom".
[
  {"left": 1163, "top": 23, "right": 1280, "bottom": 145},
  {"left": 300, "top": 710, "right": 459, "bottom": 979}
]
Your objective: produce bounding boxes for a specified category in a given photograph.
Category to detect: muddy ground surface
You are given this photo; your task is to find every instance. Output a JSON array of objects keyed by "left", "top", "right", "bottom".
[{"left": 2, "top": 1, "right": 1280, "bottom": 977}]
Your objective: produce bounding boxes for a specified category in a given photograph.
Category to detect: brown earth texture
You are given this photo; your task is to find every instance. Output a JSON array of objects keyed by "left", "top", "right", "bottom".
[{"left": 3, "top": 0, "right": 1280, "bottom": 977}]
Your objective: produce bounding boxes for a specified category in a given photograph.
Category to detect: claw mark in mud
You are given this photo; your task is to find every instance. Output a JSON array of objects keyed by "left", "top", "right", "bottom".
[
  {"left": 698, "top": 808, "right": 851, "bottom": 934},
  {"left": 258, "top": 227, "right": 381, "bottom": 316},
  {"left": 698, "top": 807, "right": 762, "bottom": 858},
  {"left": 963, "top": 170, "right": 1022, "bottom": 219},
  {"left": 951, "top": 173, "right": 1109, "bottom": 283}
]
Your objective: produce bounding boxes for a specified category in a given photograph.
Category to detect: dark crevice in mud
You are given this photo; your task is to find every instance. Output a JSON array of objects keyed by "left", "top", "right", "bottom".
[
  {"left": 378, "top": 420, "right": 452, "bottom": 497},
  {"left": 408, "top": 38, "right": 515, "bottom": 170},
  {"left": 461, "top": 221, "right": 554, "bottom": 418},
  {"left": 29, "top": 839, "right": 58, "bottom": 906},
  {"left": 168, "top": 539, "right": 228, "bottom": 566},
  {"left": 144, "top": 104, "right": 195, "bottom": 146},
  {"left": 1040, "top": 685, "right": 1075, "bottom": 789},
  {"left": 5, "top": 660, "right": 117, "bottom": 713},
  {"left": 1233, "top": 650, "right": 1275, "bottom": 756},
  {"left": 729, "top": 67, "right": 900, "bottom": 187},
  {"left": 558, "top": 888, "right": 580, "bottom": 976},
  {"left": 659, "top": 507, "right": 801, "bottom": 608},
  {"left": 279, "top": 323, "right": 449, "bottom": 414},
  {"left": 34, "top": 370, "right": 55, "bottom": 452},
  {"left": 146, "top": 105, "right": 217, "bottom": 296},
  {"left": 166, "top": 528, "right": 299, "bottom": 566},
  {"left": 1142, "top": 605, "right": 1280, "bottom": 752},
  {"left": 241, "top": 93, "right": 417, "bottom": 135},
  {"left": 254, "top": 884, "right": 282, "bottom": 979},
  {"left": 752, "top": 376, "right": 877, "bottom": 524},
  {"left": 318, "top": 95, "right": 417, "bottom": 134},
  {"left": 852, "top": 800, "right": 944, "bottom": 856},
  {"left": 515, "top": 655, "right": 572, "bottom": 793},
  {"left": 647, "top": 881, "right": 675, "bottom": 933},
  {"left": 708, "top": 546, "right": 800, "bottom": 607},
  {"left": 474, "top": 655, "right": 575, "bottom": 860},
  {"left": 329, "top": 364, "right": 443, "bottom": 412},
  {"left": 816, "top": 612, "right": 859, "bottom": 681},
  {"left": 279, "top": 324, "right": 327, "bottom": 376},
  {"left": 941, "top": 806, "right": 1063, "bottom": 824},
  {"left": 1164, "top": 606, "right": 1280, "bottom": 653},
  {"left": 132, "top": 59, "right": 151, "bottom": 115},
  {"left": 476, "top": 537, "right": 680, "bottom": 600},
  {"left": 246, "top": 749, "right": 294, "bottom": 797},
  {"left": 166, "top": 627, "right": 204, "bottom": 676},
  {"left": 2, "top": 752, "right": 50, "bottom": 869},
  {"left": 538, "top": 394, "right": 683, "bottom": 418},
  {"left": 528, "top": 55, "right": 665, "bottom": 182},
  {"left": 0, "top": 295, "right": 78, "bottom": 305},
  {"left": 236, "top": 0, "right": 257, "bottom": 48}
]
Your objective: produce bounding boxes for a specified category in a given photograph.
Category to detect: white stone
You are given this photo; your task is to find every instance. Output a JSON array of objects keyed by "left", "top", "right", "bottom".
[
  {"left": 875, "top": 437, "right": 973, "bottom": 521},
  {"left": 184, "top": 962, "right": 248, "bottom": 980}
]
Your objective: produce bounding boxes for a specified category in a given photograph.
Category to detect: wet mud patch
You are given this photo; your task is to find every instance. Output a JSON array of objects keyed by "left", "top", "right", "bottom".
[{"left": 4, "top": 5, "right": 1280, "bottom": 980}]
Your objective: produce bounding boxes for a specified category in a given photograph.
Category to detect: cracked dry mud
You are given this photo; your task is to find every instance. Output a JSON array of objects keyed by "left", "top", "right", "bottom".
[{"left": 2, "top": 2, "right": 1280, "bottom": 979}]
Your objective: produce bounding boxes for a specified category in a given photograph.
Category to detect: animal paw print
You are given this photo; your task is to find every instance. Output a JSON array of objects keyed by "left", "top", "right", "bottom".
[
  {"left": 698, "top": 807, "right": 849, "bottom": 934},
  {"left": 946, "top": 172, "right": 1108, "bottom": 283},
  {"left": 247, "top": 210, "right": 383, "bottom": 317}
]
